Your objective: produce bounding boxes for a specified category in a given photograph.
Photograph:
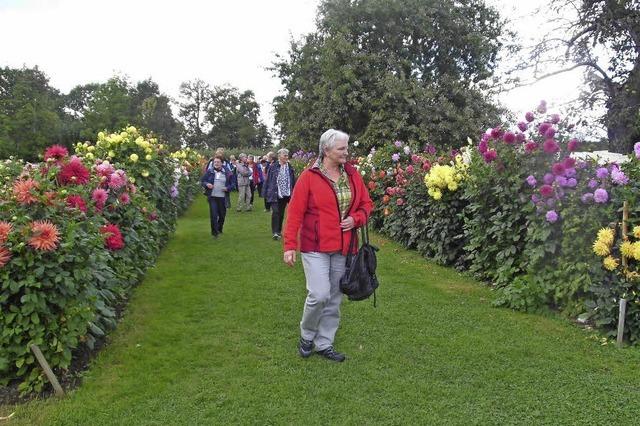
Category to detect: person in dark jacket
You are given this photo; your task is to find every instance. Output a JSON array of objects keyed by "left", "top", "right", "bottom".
[
  {"left": 201, "top": 156, "right": 233, "bottom": 238},
  {"left": 249, "top": 155, "right": 263, "bottom": 207},
  {"left": 261, "top": 152, "right": 276, "bottom": 212},
  {"left": 264, "top": 149, "right": 296, "bottom": 240},
  {"left": 283, "top": 129, "right": 373, "bottom": 362},
  {"left": 205, "top": 148, "right": 234, "bottom": 209}
]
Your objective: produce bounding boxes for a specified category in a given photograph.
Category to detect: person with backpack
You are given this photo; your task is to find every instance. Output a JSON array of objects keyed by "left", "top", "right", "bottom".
[{"left": 283, "top": 129, "right": 373, "bottom": 362}]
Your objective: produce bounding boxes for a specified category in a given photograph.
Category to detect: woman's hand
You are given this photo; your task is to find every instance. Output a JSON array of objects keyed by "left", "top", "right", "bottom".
[
  {"left": 284, "top": 250, "right": 296, "bottom": 267},
  {"left": 206, "top": 183, "right": 213, "bottom": 189},
  {"left": 340, "top": 216, "right": 355, "bottom": 231}
]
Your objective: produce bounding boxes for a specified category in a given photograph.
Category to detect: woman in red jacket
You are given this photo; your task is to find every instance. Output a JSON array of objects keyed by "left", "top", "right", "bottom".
[{"left": 283, "top": 129, "right": 373, "bottom": 362}]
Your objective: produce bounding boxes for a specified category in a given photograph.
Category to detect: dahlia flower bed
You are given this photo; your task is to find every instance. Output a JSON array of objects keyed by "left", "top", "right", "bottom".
[
  {"left": 0, "top": 127, "right": 202, "bottom": 394},
  {"left": 359, "top": 101, "right": 640, "bottom": 344}
]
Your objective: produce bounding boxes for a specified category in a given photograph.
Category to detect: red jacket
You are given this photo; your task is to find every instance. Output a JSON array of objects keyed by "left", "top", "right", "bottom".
[{"left": 284, "top": 162, "right": 373, "bottom": 255}]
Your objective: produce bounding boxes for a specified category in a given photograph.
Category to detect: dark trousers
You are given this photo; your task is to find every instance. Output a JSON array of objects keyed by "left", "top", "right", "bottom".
[
  {"left": 224, "top": 192, "right": 231, "bottom": 208},
  {"left": 258, "top": 183, "right": 270, "bottom": 211},
  {"left": 271, "top": 196, "right": 290, "bottom": 234},
  {"left": 250, "top": 181, "right": 256, "bottom": 205},
  {"left": 208, "top": 196, "right": 226, "bottom": 235}
]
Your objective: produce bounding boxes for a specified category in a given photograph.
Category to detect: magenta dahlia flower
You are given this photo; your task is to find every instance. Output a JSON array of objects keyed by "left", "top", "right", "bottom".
[
  {"left": 525, "top": 141, "right": 538, "bottom": 153},
  {"left": 483, "top": 150, "right": 497, "bottom": 163},
  {"left": 503, "top": 131, "right": 516, "bottom": 144},
  {"left": 538, "top": 122, "right": 551, "bottom": 136},
  {"left": 44, "top": 145, "right": 69, "bottom": 161},
  {"left": 543, "top": 139, "right": 560, "bottom": 154},
  {"left": 525, "top": 112, "right": 535, "bottom": 122},
  {"left": 544, "top": 127, "right": 556, "bottom": 139},
  {"left": 567, "top": 139, "right": 580, "bottom": 152},
  {"left": 551, "top": 163, "right": 566, "bottom": 176},
  {"left": 539, "top": 185, "right": 554, "bottom": 198},
  {"left": 109, "top": 170, "right": 127, "bottom": 189},
  {"left": 478, "top": 140, "right": 489, "bottom": 154}
]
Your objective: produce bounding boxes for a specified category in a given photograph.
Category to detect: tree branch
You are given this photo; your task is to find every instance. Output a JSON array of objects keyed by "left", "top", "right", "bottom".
[{"left": 508, "top": 61, "right": 613, "bottom": 92}]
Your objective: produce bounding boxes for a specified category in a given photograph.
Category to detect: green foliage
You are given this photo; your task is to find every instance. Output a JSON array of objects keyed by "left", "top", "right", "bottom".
[
  {"left": 272, "top": 0, "right": 507, "bottom": 152},
  {"left": 0, "top": 66, "right": 64, "bottom": 161},
  {"left": 0, "top": 67, "right": 183, "bottom": 160},
  {"left": 462, "top": 146, "right": 529, "bottom": 286}
]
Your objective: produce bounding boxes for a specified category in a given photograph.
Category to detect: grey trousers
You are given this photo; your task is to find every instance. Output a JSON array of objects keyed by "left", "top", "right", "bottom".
[
  {"left": 237, "top": 185, "right": 251, "bottom": 211},
  {"left": 300, "top": 252, "right": 346, "bottom": 351}
]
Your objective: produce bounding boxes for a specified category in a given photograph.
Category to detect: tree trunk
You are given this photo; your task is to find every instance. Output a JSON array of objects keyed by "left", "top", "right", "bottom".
[{"left": 606, "top": 62, "right": 640, "bottom": 154}]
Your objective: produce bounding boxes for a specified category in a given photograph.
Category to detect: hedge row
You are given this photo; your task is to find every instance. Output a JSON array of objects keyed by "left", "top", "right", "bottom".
[
  {"left": 0, "top": 127, "right": 202, "bottom": 394},
  {"left": 359, "top": 103, "right": 640, "bottom": 344}
]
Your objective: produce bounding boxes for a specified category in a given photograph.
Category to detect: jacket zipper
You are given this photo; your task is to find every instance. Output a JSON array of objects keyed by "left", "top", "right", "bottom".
[{"left": 310, "top": 168, "right": 357, "bottom": 254}]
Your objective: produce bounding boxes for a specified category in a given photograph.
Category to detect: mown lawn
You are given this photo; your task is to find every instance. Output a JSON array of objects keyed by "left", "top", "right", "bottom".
[{"left": 2, "top": 194, "right": 640, "bottom": 425}]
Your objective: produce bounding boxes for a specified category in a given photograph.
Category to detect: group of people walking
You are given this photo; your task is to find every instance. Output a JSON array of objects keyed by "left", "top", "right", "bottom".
[
  {"left": 200, "top": 147, "right": 296, "bottom": 239},
  {"left": 201, "top": 129, "right": 373, "bottom": 363}
]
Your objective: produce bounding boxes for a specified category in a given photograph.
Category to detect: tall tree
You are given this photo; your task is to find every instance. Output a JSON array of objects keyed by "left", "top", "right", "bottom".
[
  {"left": 132, "top": 79, "right": 183, "bottom": 149},
  {"left": 206, "top": 86, "right": 272, "bottom": 149},
  {"left": 178, "top": 79, "right": 212, "bottom": 150},
  {"left": 80, "top": 76, "right": 134, "bottom": 140},
  {"left": 0, "top": 66, "right": 64, "bottom": 161},
  {"left": 518, "top": 0, "right": 640, "bottom": 153},
  {"left": 272, "top": 0, "right": 507, "bottom": 152}
]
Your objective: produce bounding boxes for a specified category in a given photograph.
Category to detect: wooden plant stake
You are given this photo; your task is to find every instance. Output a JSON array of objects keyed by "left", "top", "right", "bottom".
[
  {"left": 622, "top": 201, "right": 629, "bottom": 269},
  {"left": 617, "top": 298, "right": 627, "bottom": 349},
  {"left": 30, "top": 344, "right": 64, "bottom": 397}
]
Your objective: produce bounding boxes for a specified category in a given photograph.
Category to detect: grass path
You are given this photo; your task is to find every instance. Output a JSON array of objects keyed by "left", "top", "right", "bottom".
[{"left": 2, "top": 195, "right": 640, "bottom": 425}]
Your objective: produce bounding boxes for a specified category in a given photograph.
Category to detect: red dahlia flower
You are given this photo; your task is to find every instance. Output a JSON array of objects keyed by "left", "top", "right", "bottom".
[
  {"left": 539, "top": 185, "right": 554, "bottom": 198},
  {"left": 44, "top": 145, "right": 69, "bottom": 162},
  {"left": 66, "top": 195, "right": 87, "bottom": 213},
  {"left": 100, "top": 224, "right": 125, "bottom": 250},
  {"left": 58, "top": 158, "right": 90, "bottom": 185}
]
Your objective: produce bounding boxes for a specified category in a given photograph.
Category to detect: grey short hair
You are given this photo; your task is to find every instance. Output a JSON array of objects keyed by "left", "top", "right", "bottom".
[
  {"left": 319, "top": 129, "right": 349, "bottom": 160},
  {"left": 239, "top": 153, "right": 247, "bottom": 159},
  {"left": 277, "top": 148, "right": 289, "bottom": 156}
]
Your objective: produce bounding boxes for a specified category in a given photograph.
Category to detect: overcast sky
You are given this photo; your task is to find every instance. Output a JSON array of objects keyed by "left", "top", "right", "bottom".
[{"left": 1, "top": 0, "right": 585, "bottom": 139}]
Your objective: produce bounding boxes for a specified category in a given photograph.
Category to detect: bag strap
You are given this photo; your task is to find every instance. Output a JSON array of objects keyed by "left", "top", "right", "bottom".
[
  {"left": 345, "top": 228, "right": 358, "bottom": 264},
  {"left": 360, "top": 222, "right": 370, "bottom": 245}
]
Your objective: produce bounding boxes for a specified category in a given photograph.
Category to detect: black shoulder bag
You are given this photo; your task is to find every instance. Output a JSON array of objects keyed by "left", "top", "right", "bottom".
[{"left": 339, "top": 225, "right": 379, "bottom": 306}]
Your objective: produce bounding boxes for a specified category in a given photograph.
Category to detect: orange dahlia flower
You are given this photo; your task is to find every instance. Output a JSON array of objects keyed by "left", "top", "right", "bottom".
[
  {"left": 0, "top": 246, "right": 10, "bottom": 267},
  {"left": 0, "top": 221, "right": 12, "bottom": 244},
  {"left": 28, "top": 220, "right": 60, "bottom": 251},
  {"left": 13, "top": 179, "right": 39, "bottom": 204}
]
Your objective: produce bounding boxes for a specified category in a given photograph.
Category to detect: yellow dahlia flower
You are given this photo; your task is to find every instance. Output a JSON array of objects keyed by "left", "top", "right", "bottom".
[
  {"left": 621, "top": 241, "right": 635, "bottom": 258},
  {"left": 597, "top": 228, "right": 615, "bottom": 246},
  {"left": 603, "top": 256, "right": 619, "bottom": 271},
  {"left": 592, "top": 240, "right": 610, "bottom": 257}
]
